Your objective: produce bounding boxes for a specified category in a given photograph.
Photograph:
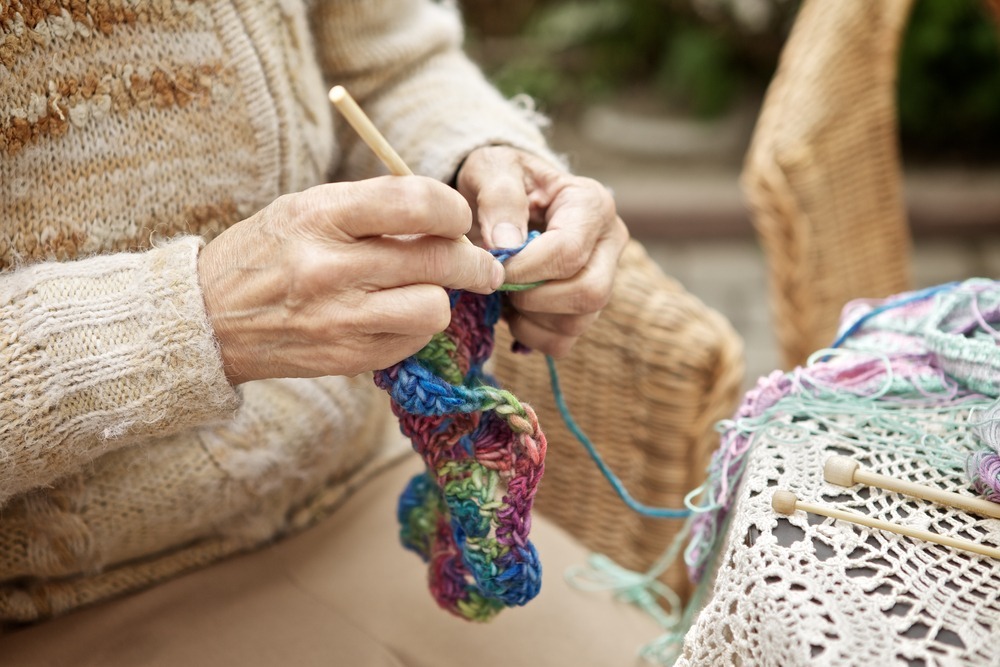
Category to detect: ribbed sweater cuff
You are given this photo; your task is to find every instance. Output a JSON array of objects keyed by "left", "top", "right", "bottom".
[{"left": 0, "top": 237, "right": 240, "bottom": 502}]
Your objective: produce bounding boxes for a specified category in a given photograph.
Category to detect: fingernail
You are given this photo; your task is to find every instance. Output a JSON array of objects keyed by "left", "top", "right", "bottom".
[
  {"left": 493, "top": 223, "right": 524, "bottom": 249},
  {"left": 491, "top": 260, "right": 506, "bottom": 291}
]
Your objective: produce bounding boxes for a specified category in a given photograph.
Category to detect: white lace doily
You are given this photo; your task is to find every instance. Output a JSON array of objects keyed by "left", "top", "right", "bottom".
[{"left": 676, "top": 409, "right": 1000, "bottom": 666}]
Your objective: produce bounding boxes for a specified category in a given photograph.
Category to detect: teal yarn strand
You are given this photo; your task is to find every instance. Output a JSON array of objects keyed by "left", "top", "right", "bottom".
[
  {"left": 827, "top": 281, "right": 961, "bottom": 351},
  {"left": 547, "top": 353, "right": 699, "bottom": 663},
  {"left": 545, "top": 355, "right": 692, "bottom": 519}
]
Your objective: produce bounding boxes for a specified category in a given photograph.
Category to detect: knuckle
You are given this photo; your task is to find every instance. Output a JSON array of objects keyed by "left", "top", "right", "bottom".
[
  {"left": 271, "top": 192, "right": 305, "bottom": 229},
  {"left": 546, "top": 335, "right": 578, "bottom": 359},
  {"left": 556, "top": 315, "right": 592, "bottom": 338},
  {"left": 572, "top": 281, "right": 612, "bottom": 314},
  {"left": 419, "top": 241, "right": 450, "bottom": 282},
  {"left": 576, "top": 176, "right": 618, "bottom": 224},
  {"left": 382, "top": 178, "right": 433, "bottom": 224},
  {"left": 419, "top": 287, "right": 453, "bottom": 332},
  {"left": 554, "top": 236, "right": 589, "bottom": 277},
  {"left": 576, "top": 175, "right": 604, "bottom": 195},
  {"left": 286, "top": 245, "right": 330, "bottom": 294}
]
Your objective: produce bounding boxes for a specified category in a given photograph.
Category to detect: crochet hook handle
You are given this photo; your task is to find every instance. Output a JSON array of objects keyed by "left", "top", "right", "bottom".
[
  {"left": 329, "top": 85, "right": 413, "bottom": 176},
  {"left": 328, "top": 85, "right": 472, "bottom": 245}
]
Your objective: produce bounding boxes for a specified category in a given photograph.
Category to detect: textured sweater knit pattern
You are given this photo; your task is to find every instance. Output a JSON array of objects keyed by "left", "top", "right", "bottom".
[{"left": 0, "top": 0, "right": 556, "bottom": 625}]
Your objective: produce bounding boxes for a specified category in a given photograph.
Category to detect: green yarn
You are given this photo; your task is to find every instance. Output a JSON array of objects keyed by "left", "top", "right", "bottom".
[
  {"left": 415, "top": 332, "right": 463, "bottom": 384},
  {"left": 498, "top": 281, "right": 546, "bottom": 292},
  {"left": 456, "top": 591, "right": 505, "bottom": 621}
]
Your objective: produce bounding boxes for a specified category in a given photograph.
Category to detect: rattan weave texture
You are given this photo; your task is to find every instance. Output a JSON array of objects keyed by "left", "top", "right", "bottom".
[
  {"left": 742, "top": 0, "right": 916, "bottom": 369},
  {"left": 494, "top": 240, "right": 745, "bottom": 600}
]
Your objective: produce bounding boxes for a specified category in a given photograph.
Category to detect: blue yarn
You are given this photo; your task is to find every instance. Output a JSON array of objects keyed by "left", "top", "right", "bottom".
[
  {"left": 490, "top": 230, "right": 541, "bottom": 263},
  {"left": 389, "top": 360, "right": 484, "bottom": 415},
  {"left": 397, "top": 472, "right": 438, "bottom": 559},
  {"left": 828, "top": 281, "right": 961, "bottom": 350},
  {"left": 545, "top": 355, "right": 692, "bottom": 519},
  {"left": 493, "top": 544, "right": 542, "bottom": 604}
]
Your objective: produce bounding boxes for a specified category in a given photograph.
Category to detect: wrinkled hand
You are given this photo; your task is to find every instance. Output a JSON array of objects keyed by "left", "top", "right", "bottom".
[
  {"left": 198, "top": 177, "right": 504, "bottom": 384},
  {"left": 456, "top": 146, "right": 629, "bottom": 357}
]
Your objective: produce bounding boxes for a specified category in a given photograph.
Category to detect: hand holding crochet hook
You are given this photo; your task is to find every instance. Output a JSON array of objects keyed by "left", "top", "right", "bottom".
[{"left": 330, "top": 85, "right": 629, "bottom": 359}]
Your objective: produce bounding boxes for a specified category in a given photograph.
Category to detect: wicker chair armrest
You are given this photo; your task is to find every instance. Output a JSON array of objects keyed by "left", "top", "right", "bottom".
[{"left": 493, "top": 239, "right": 744, "bottom": 599}]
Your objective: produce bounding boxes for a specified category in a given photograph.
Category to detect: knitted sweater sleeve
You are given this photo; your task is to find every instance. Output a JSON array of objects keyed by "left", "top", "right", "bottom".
[
  {"left": 309, "top": 0, "right": 565, "bottom": 182},
  {"left": 0, "top": 236, "right": 241, "bottom": 506}
]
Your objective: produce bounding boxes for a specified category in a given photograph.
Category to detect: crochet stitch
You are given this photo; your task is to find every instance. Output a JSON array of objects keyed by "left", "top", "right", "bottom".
[
  {"left": 374, "top": 235, "right": 547, "bottom": 621},
  {"left": 687, "top": 279, "right": 1000, "bottom": 582},
  {"left": 567, "top": 279, "right": 1000, "bottom": 665}
]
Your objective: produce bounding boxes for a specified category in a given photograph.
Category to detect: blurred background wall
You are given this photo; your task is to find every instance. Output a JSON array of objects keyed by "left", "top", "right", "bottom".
[{"left": 461, "top": 0, "right": 1000, "bottom": 383}]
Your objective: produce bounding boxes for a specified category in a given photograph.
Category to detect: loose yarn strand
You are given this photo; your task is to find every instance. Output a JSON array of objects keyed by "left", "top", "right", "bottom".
[
  {"left": 546, "top": 355, "right": 692, "bottom": 519},
  {"left": 547, "top": 348, "right": 702, "bottom": 663}
]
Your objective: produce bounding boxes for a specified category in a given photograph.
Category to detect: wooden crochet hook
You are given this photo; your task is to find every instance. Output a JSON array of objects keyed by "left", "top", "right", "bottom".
[
  {"left": 824, "top": 455, "right": 1000, "bottom": 520},
  {"left": 328, "top": 85, "right": 472, "bottom": 245},
  {"left": 771, "top": 490, "right": 1000, "bottom": 559},
  {"left": 329, "top": 85, "right": 413, "bottom": 176}
]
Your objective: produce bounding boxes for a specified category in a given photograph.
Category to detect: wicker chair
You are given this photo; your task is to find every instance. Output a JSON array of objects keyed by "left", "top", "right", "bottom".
[
  {"left": 494, "top": 239, "right": 745, "bottom": 601},
  {"left": 742, "top": 0, "right": 916, "bottom": 369}
]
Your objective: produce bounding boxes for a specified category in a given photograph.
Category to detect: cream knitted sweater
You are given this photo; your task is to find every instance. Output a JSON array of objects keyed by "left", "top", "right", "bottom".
[{"left": 0, "top": 0, "right": 555, "bottom": 625}]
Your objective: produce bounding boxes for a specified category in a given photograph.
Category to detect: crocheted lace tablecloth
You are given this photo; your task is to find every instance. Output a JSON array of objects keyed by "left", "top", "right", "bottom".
[{"left": 675, "top": 408, "right": 1000, "bottom": 666}]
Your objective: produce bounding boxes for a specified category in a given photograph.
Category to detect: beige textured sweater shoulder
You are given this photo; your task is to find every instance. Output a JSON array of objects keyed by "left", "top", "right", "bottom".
[{"left": 0, "top": 0, "right": 554, "bottom": 625}]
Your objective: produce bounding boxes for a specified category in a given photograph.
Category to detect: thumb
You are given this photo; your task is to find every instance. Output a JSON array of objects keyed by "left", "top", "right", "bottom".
[{"left": 457, "top": 148, "right": 530, "bottom": 250}]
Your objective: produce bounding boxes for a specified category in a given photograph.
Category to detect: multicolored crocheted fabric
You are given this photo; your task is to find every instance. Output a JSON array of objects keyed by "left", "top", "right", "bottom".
[{"left": 373, "top": 240, "right": 547, "bottom": 621}]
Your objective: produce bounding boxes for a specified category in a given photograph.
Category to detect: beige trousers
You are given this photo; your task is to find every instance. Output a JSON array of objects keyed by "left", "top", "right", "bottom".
[{"left": 0, "top": 457, "right": 661, "bottom": 666}]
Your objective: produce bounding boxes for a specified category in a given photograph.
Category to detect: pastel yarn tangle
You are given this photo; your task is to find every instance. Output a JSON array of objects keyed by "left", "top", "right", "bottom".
[{"left": 374, "top": 233, "right": 547, "bottom": 621}]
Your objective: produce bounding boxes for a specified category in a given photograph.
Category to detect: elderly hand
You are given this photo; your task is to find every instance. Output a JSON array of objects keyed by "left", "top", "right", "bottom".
[
  {"left": 198, "top": 177, "right": 504, "bottom": 384},
  {"left": 456, "top": 146, "right": 629, "bottom": 357}
]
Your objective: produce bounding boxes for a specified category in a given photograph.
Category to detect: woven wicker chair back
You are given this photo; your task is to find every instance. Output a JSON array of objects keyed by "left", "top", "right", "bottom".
[{"left": 743, "top": 0, "right": 916, "bottom": 368}]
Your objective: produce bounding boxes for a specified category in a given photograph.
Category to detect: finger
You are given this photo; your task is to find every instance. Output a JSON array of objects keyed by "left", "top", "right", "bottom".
[
  {"left": 289, "top": 334, "right": 435, "bottom": 379},
  {"left": 359, "top": 333, "right": 437, "bottom": 373},
  {"left": 456, "top": 147, "right": 531, "bottom": 249},
  {"left": 356, "top": 284, "right": 454, "bottom": 336},
  {"left": 356, "top": 236, "right": 504, "bottom": 295},
  {"left": 502, "top": 182, "right": 618, "bottom": 284},
  {"left": 510, "top": 310, "right": 600, "bottom": 339},
  {"left": 508, "top": 220, "right": 626, "bottom": 314},
  {"left": 301, "top": 176, "right": 473, "bottom": 240},
  {"left": 506, "top": 311, "right": 579, "bottom": 358}
]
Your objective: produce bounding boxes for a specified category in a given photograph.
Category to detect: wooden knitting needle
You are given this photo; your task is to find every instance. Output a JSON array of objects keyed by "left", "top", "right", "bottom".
[
  {"left": 772, "top": 490, "right": 1000, "bottom": 559},
  {"left": 328, "top": 85, "right": 473, "bottom": 246},
  {"left": 824, "top": 455, "right": 1000, "bottom": 520}
]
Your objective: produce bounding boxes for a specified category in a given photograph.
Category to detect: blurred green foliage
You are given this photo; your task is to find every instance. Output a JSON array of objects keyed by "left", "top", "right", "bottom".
[
  {"left": 465, "top": 0, "right": 1000, "bottom": 163},
  {"left": 898, "top": 0, "right": 1000, "bottom": 163},
  {"left": 467, "top": 0, "right": 793, "bottom": 118}
]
